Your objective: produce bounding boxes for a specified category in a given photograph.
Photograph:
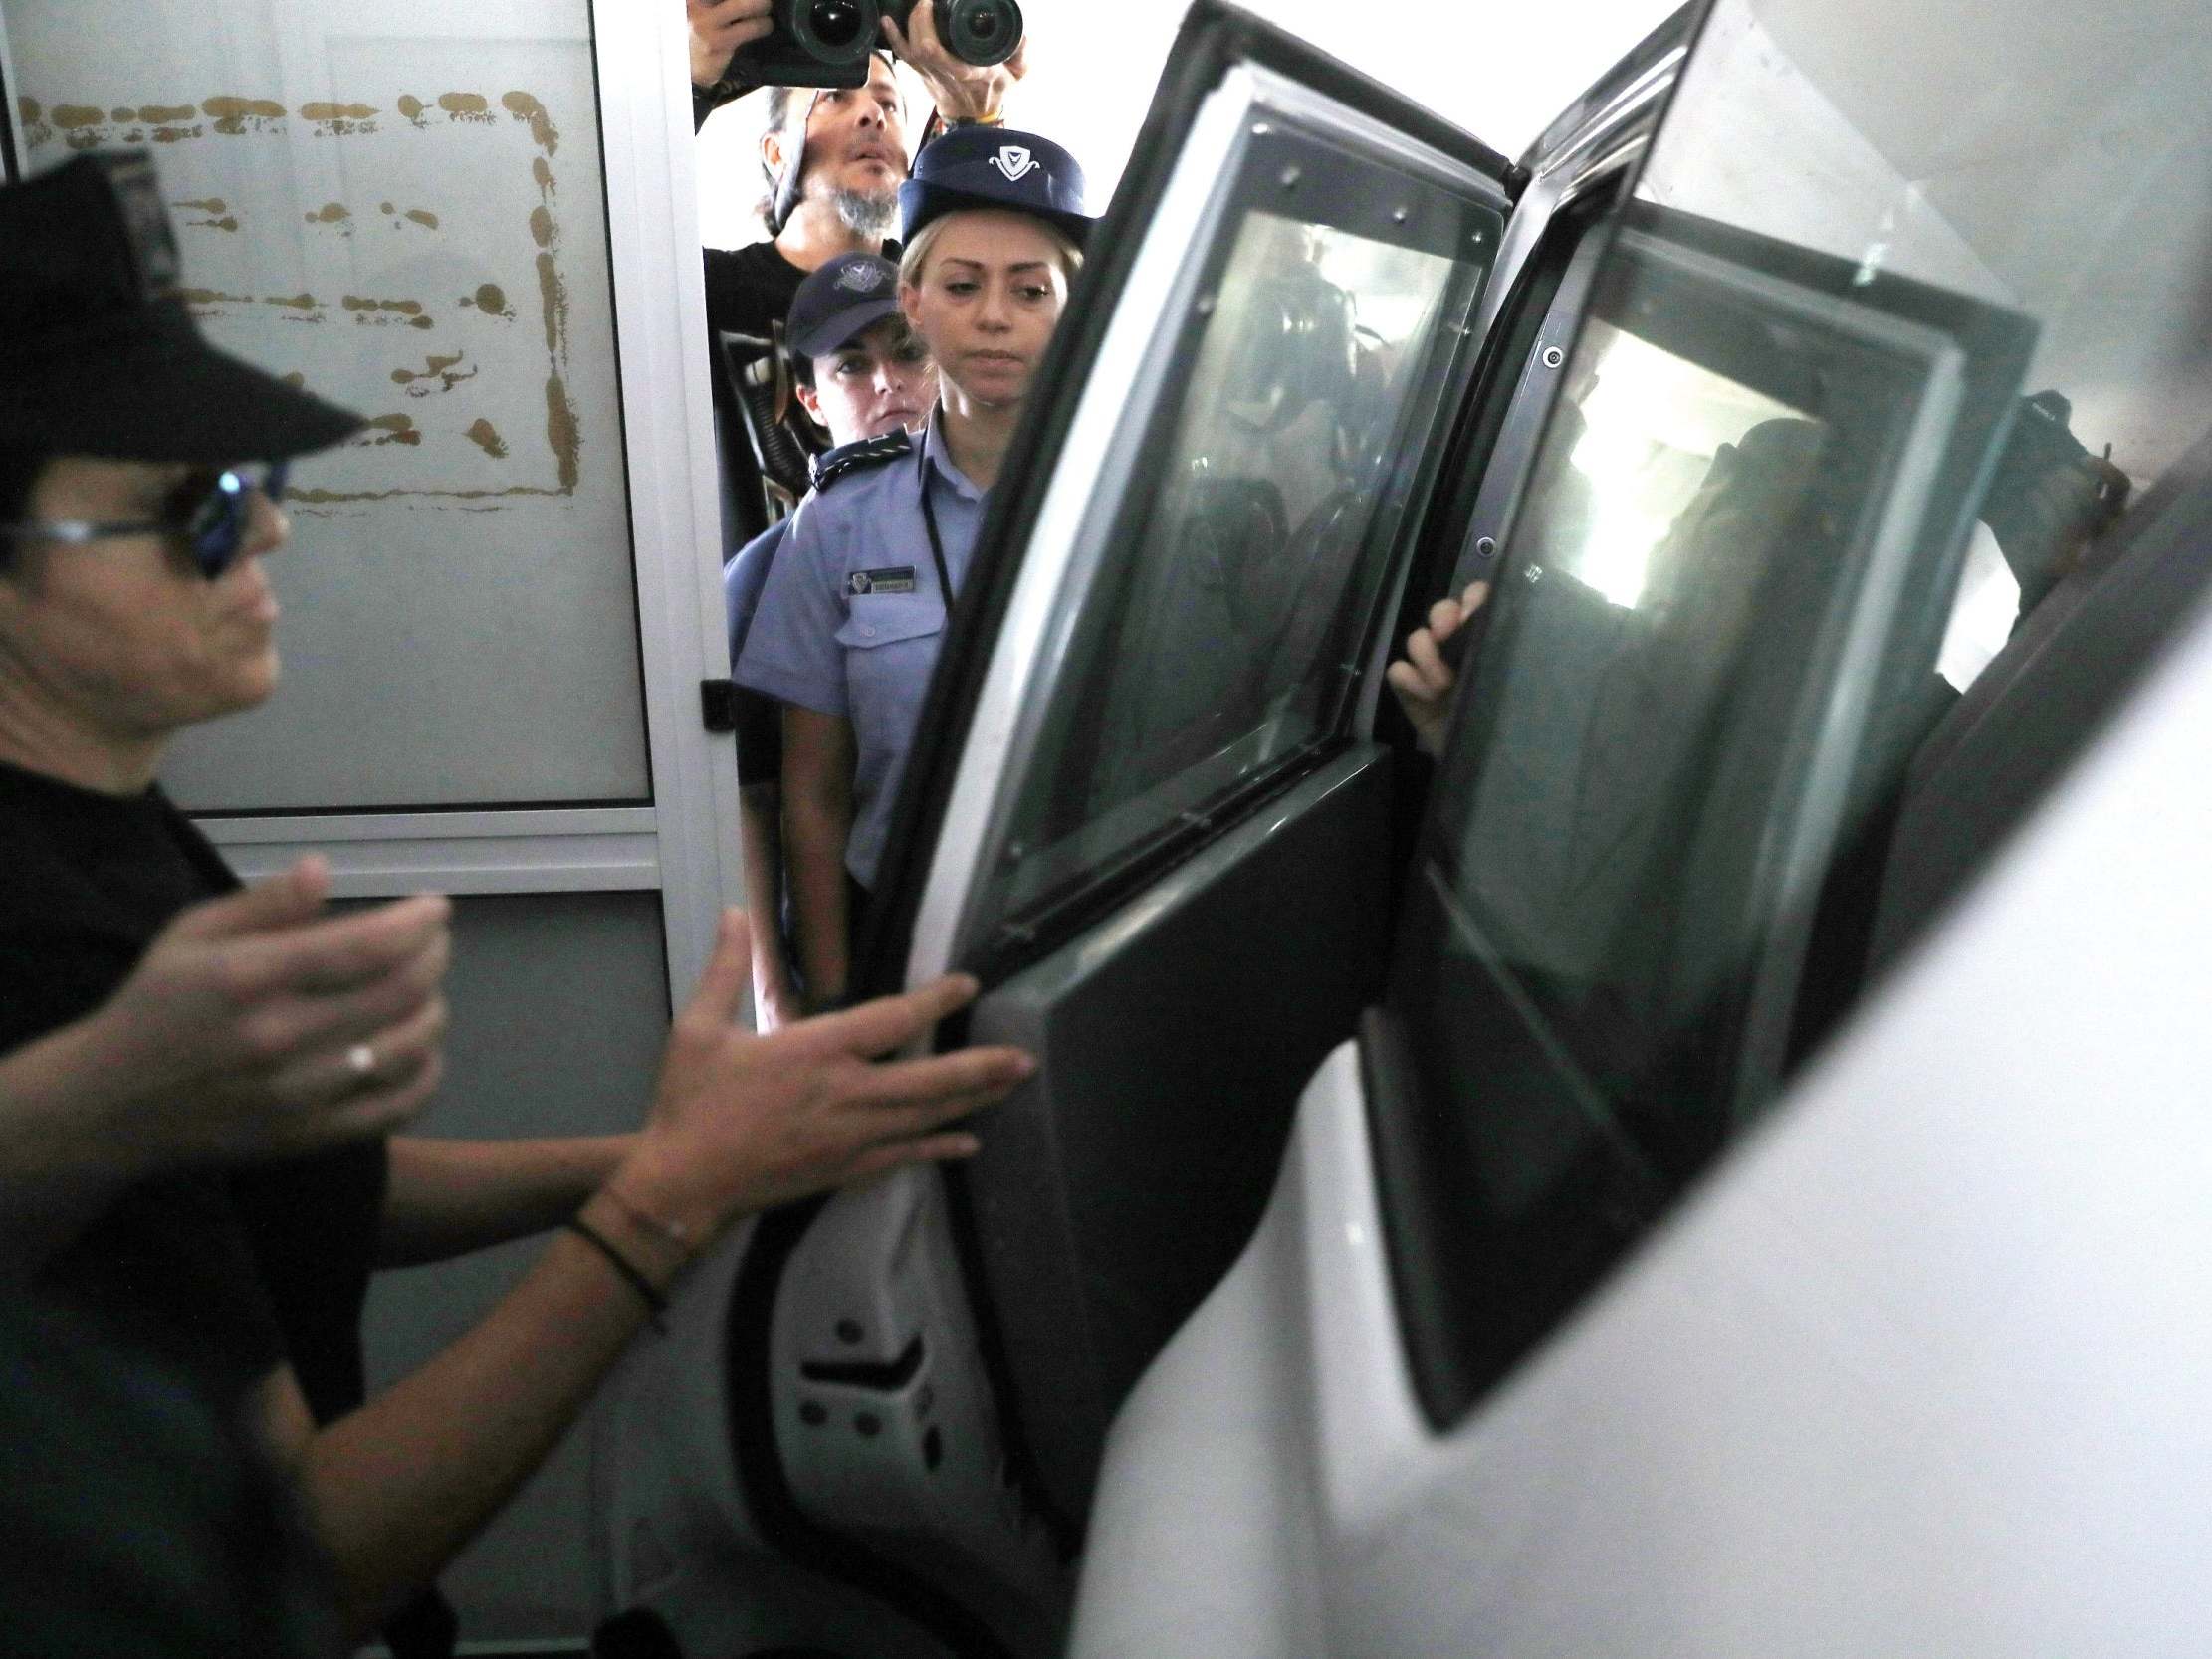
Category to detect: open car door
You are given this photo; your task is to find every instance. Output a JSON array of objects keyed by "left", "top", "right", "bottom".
[
  {"left": 597, "top": 4, "right": 1539, "bottom": 1654},
  {"left": 1061, "top": 0, "right": 2212, "bottom": 1650}
]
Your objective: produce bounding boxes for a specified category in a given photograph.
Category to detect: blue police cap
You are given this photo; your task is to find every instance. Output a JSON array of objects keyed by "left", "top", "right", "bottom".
[
  {"left": 786, "top": 253, "right": 904, "bottom": 360},
  {"left": 898, "top": 125, "right": 1092, "bottom": 250}
]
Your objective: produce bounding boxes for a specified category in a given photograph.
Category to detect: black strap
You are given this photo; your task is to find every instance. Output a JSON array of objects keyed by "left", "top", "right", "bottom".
[
  {"left": 562, "top": 1217, "right": 668, "bottom": 1332},
  {"left": 917, "top": 437, "right": 957, "bottom": 607}
]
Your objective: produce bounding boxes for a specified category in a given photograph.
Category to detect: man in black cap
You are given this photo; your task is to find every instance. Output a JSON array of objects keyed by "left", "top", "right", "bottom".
[
  {"left": 0, "top": 146, "right": 450, "bottom": 1654},
  {"left": 0, "top": 148, "right": 1031, "bottom": 1650},
  {"left": 0, "top": 150, "right": 445, "bottom": 1288},
  {"left": 726, "top": 251, "right": 936, "bottom": 1029}
]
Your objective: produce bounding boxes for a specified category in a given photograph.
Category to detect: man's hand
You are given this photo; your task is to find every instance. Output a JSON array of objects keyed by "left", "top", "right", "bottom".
[
  {"left": 1386, "top": 580, "right": 1491, "bottom": 758},
  {"left": 620, "top": 910, "right": 1031, "bottom": 1233},
  {"left": 883, "top": 0, "right": 1025, "bottom": 124},
  {"left": 690, "top": 0, "right": 774, "bottom": 88},
  {"left": 73, "top": 858, "right": 452, "bottom": 1167}
]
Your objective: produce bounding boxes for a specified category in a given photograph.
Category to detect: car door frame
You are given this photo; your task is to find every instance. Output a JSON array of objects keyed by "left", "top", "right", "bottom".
[{"left": 860, "top": 0, "right": 1527, "bottom": 992}]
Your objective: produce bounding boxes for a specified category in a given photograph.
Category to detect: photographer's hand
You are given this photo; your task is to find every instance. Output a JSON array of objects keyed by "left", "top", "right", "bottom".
[
  {"left": 689, "top": 0, "right": 774, "bottom": 89},
  {"left": 885, "top": 1, "right": 1025, "bottom": 125}
]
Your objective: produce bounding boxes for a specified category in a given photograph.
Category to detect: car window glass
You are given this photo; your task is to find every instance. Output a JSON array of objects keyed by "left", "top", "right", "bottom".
[
  {"left": 1431, "top": 215, "right": 2019, "bottom": 1171},
  {"left": 1446, "top": 310, "right": 1826, "bottom": 1055},
  {"left": 960, "top": 191, "right": 1492, "bottom": 960},
  {"left": 1639, "top": 0, "right": 2209, "bottom": 698},
  {"left": 1380, "top": 0, "right": 2212, "bottom": 1426}
]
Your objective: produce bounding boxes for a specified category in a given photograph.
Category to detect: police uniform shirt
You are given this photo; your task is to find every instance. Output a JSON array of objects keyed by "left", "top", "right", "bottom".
[{"left": 734, "top": 412, "right": 986, "bottom": 890}]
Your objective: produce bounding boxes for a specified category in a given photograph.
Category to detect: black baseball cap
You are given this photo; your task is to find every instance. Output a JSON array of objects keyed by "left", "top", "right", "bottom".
[
  {"left": 898, "top": 125, "right": 1092, "bottom": 249},
  {"left": 786, "top": 253, "right": 904, "bottom": 360},
  {"left": 0, "top": 152, "right": 363, "bottom": 463}
]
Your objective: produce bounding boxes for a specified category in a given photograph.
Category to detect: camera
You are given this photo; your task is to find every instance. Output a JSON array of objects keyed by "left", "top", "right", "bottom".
[
  {"left": 733, "top": 0, "right": 880, "bottom": 89},
  {"left": 886, "top": 0, "right": 1023, "bottom": 69},
  {"left": 732, "top": 0, "right": 1021, "bottom": 89}
]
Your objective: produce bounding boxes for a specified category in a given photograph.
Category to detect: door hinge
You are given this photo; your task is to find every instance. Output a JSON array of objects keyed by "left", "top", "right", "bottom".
[{"left": 701, "top": 678, "right": 739, "bottom": 733}]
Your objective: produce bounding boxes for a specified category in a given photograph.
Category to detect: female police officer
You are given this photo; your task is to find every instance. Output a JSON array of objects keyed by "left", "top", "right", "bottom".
[{"left": 735, "top": 126, "right": 1091, "bottom": 1008}]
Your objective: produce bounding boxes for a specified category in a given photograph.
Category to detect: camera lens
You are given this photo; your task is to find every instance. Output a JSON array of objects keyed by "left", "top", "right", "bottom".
[
  {"left": 809, "top": 0, "right": 865, "bottom": 48},
  {"left": 940, "top": 0, "right": 1021, "bottom": 66}
]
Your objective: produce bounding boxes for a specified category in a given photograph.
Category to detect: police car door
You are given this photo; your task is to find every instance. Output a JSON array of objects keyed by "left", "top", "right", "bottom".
[
  {"left": 604, "top": 6, "right": 1527, "bottom": 1654},
  {"left": 1062, "top": 0, "right": 2212, "bottom": 1646}
]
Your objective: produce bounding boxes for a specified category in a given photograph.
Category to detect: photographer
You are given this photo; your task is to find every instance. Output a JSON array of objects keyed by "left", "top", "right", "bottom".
[
  {"left": 690, "top": 0, "right": 1027, "bottom": 336},
  {"left": 690, "top": 1, "right": 1024, "bottom": 545}
]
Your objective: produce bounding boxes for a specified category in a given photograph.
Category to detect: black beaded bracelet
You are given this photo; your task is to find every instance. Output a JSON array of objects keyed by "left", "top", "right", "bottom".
[{"left": 563, "top": 1216, "right": 668, "bottom": 1333}]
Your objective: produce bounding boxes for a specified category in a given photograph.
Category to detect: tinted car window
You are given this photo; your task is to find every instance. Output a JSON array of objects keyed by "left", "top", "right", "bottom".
[
  {"left": 1377, "top": 0, "right": 2212, "bottom": 1426},
  {"left": 1433, "top": 214, "right": 2027, "bottom": 1154},
  {"left": 957, "top": 137, "right": 1498, "bottom": 963}
]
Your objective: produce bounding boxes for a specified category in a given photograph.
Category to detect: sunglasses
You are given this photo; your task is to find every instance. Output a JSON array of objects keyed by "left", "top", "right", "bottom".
[{"left": 0, "top": 461, "right": 291, "bottom": 579}]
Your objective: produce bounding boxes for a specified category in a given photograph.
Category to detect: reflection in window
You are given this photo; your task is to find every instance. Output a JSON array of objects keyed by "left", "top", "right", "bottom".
[
  {"left": 965, "top": 208, "right": 1479, "bottom": 948},
  {"left": 1450, "top": 297, "right": 1833, "bottom": 1094},
  {"left": 1643, "top": 0, "right": 2200, "bottom": 699},
  {"left": 1381, "top": 0, "right": 2210, "bottom": 1427},
  {"left": 1422, "top": 202, "right": 2039, "bottom": 1206},
  {"left": 1532, "top": 319, "right": 1802, "bottom": 608}
]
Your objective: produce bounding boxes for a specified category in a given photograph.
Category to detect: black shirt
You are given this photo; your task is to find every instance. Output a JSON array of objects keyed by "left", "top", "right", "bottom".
[
  {"left": 704, "top": 238, "right": 811, "bottom": 341},
  {"left": 0, "top": 1296, "right": 346, "bottom": 1659},
  {"left": 0, "top": 761, "right": 387, "bottom": 1415}
]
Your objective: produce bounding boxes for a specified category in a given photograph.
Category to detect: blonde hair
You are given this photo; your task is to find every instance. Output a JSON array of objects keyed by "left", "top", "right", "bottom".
[{"left": 898, "top": 211, "right": 1084, "bottom": 292}]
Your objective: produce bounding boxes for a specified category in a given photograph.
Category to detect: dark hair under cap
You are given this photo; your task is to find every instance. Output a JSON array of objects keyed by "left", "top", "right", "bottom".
[
  {"left": 897, "top": 125, "right": 1092, "bottom": 249},
  {"left": 0, "top": 153, "right": 362, "bottom": 464}
]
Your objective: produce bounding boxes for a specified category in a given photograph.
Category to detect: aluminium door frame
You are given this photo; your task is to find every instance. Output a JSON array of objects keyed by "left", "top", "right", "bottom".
[{"left": 0, "top": 7, "right": 22, "bottom": 183}]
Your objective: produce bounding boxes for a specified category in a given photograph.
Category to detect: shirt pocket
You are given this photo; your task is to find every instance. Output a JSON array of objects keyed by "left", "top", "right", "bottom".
[{"left": 835, "top": 595, "right": 947, "bottom": 737}]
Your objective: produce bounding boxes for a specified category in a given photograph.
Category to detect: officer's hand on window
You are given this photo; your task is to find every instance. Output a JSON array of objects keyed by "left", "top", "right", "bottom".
[
  {"left": 1387, "top": 580, "right": 1490, "bottom": 758},
  {"left": 884, "top": 1, "right": 1026, "bottom": 125},
  {"left": 689, "top": 0, "right": 774, "bottom": 89}
]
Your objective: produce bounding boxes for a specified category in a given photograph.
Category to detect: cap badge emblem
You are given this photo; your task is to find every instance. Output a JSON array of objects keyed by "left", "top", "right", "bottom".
[
  {"left": 990, "top": 145, "right": 1037, "bottom": 183},
  {"left": 835, "top": 264, "right": 886, "bottom": 294}
]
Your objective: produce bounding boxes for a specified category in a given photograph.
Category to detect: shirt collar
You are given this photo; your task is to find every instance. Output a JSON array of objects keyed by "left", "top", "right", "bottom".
[{"left": 921, "top": 406, "right": 988, "bottom": 502}]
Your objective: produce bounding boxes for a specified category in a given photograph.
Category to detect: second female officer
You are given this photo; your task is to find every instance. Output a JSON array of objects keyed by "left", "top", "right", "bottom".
[{"left": 735, "top": 126, "right": 1092, "bottom": 1008}]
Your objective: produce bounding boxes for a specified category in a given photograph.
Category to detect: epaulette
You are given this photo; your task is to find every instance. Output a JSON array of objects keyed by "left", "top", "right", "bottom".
[{"left": 810, "top": 429, "right": 913, "bottom": 490}]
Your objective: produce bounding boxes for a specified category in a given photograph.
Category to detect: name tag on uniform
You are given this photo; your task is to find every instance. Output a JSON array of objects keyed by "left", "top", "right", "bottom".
[{"left": 848, "top": 566, "right": 917, "bottom": 596}]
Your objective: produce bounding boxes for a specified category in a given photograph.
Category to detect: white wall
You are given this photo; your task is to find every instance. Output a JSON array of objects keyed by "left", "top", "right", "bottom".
[{"left": 698, "top": 0, "right": 1682, "bottom": 248}]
